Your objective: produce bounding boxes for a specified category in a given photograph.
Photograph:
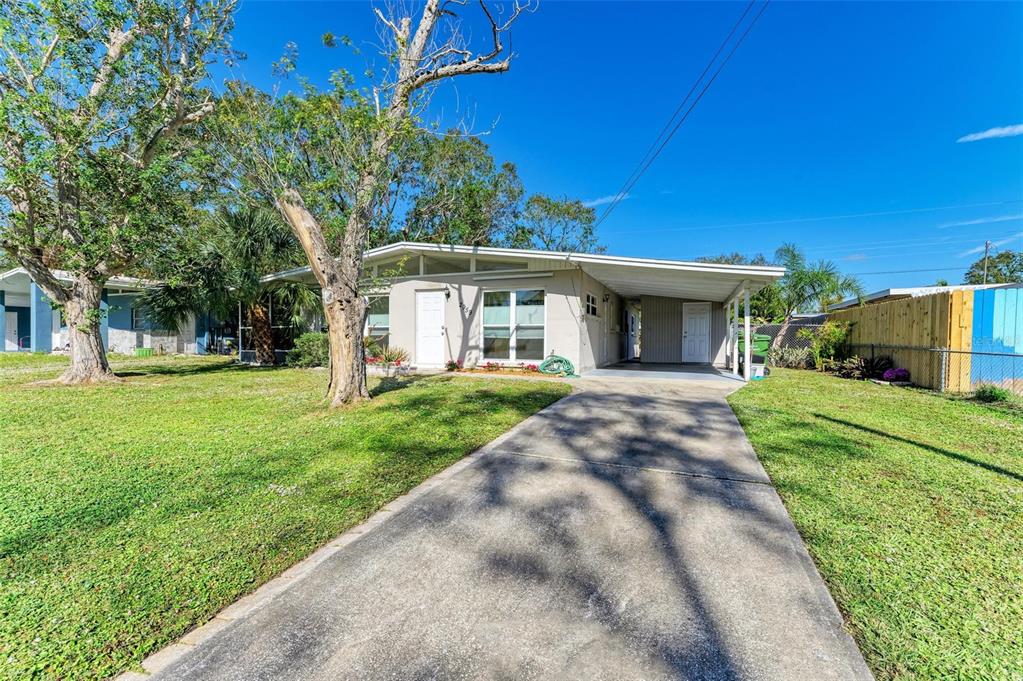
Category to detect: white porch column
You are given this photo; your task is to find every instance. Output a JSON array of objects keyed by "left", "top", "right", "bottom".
[
  {"left": 731, "top": 297, "right": 739, "bottom": 375},
  {"left": 743, "top": 288, "right": 751, "bottom": 381}
]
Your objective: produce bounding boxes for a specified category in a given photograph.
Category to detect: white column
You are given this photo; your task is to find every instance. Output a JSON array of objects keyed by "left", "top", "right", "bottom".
[
  {"left": 743, "top": 288, "right": 751, "bottom": 381},
  {"left": 731, "top": 297, "right": 739, "bottom": 375}
]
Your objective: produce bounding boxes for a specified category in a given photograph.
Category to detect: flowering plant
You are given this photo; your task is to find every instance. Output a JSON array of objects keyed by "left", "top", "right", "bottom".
[
  {"left": 882, "top": 368, "right": 910, "bottom": 382},
  {"left": 520, "top": 363, "right": 540, "bottom": 373},
  {"left": 483, "top": 361, "right": 501, "bottom": 371},
  {"left": 445, "top": 359, "right": 463, "bottom": 372}
]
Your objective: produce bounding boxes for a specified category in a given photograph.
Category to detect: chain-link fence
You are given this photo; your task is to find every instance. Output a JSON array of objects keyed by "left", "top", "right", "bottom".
[
  {"left": 753, "top": 324, "right": 1023, "bottom": 395},
  {"left": 848, "top": 343, "right": 1023, "bottom": 395}
]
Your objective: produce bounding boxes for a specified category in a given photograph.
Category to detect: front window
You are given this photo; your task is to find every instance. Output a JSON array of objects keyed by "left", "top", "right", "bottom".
[
  {"left": 483, "top": 289, "right": 545, "bottom": 361},
  {"left": 131, "top": 306, "right": 146, "bottom": 330},
  {"left": 366, "top": 295, "right": 390, "bottom": 349},
  {"left": 585, "top": 293, "right": 599, "bottom": 317}
]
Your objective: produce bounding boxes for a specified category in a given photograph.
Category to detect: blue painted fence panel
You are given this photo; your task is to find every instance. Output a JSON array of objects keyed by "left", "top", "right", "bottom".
[{"left": 971, "top": 288, "right": 1023, "bottom": 384}]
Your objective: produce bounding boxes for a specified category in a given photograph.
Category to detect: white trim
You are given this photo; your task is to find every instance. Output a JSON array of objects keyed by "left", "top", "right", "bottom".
[
  {"left": 260, "top": 242, "right": 786, "bottom": 285},
  {"left": 479, "top": 287, "right": 547, "bottom": 364},
  {"left": 472, "top": 271, "right": 554, "bottom": 282}
]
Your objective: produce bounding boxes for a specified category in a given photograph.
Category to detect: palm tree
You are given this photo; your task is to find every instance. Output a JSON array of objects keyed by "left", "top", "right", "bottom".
[
  {"left": 769, "top": 244, "right": 864, "bottom": 351},
  {"left": 775, "top": 244, "right": 864, "bottom": 318},
  {"left": 141, "top": 208, "right": 319, "bottom": 364}
]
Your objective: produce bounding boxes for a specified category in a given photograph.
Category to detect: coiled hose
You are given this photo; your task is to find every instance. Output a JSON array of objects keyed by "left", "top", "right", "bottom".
[{"left": 539, "top": 355, "right": 578, "bottom": 378}]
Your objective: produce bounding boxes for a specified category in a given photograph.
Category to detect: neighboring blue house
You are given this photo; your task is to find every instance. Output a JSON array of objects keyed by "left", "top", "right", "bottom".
[{"left": 0, "top": 267, "right": 214, "bottom": 355}]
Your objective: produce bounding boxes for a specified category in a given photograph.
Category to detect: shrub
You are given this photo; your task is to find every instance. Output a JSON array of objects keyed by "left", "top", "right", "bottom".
[
  {"left": 364, "top": 336, "right": 382, "bottom": 359},
  {"left": 862, "top": 355, "right": 894, "bottom": 379},
  {"left": 882, "top": 368, "right": 910, "bottom": 382},
  {"left": 445, "top": 359, "right": 463, "bottom": 372},
  {"left": 974, "top": 383, "right": 1012, "bottom": 403},
  {"left": 286, "top": 332, "right": 329, "bottom": 368},
  {"left": 768, "top": 346, "right": 812, "bottom": 369},
  {"left": 834, "top": 356, "right": 866, "bottom": 380},
  {"left": 797, "top": 321, "right": 851, "bottom": 370},
  {"left": 378, "top": 346, "right": 409, "bottom": 365}
]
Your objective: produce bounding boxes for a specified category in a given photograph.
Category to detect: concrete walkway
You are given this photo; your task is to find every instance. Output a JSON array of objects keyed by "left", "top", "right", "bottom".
[{"left": 140, "top": 378, "right": 872, "bottom": 681}]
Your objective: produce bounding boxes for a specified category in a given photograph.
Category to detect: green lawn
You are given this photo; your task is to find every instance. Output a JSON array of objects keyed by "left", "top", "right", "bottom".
[
  {"left": 0, "top": 354, "right": 570, "bottom": 679},
  {"left": 728, "top": 369, "right": 1023, "bottom": 681}
]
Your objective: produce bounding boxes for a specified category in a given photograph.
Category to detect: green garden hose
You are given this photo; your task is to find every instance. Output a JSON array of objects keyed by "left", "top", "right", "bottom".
[{"left": 539, "top": 355, "right": 579, "bottom": 378}]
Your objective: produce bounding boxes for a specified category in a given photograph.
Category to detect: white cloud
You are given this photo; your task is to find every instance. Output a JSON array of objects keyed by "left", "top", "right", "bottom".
[
  {"left": 958, "top": 232, "right": 1023, "bottom": 257},
  {"left": 583, "top": 193, "right": 630, "bottom": 208},
  {"left": 956, "top": 124, "right": 1023, "bottom": 143},
  {"left": 938, "top": 213, "right": 1023, "bottom": 229}
]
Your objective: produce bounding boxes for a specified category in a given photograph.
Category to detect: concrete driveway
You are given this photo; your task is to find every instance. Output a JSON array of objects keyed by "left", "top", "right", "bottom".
[{"left": 139, "top": 376, "right": 872, "bottom": 681}]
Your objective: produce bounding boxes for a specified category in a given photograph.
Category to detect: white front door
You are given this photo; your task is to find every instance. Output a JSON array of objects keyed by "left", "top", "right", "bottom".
[
  {"left": 416, "top": 290, "right": 446, "bottom": 366},
  {"left": 682, "top": 302, "right": 711, "bottom": 363},
  {"left": 5, "top": 311, "right": 18, "bottom": 351}
]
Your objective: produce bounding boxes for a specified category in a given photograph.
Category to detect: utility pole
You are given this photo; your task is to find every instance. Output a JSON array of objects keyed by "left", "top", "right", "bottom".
[{"left": 982, "top": 240, "right": 991, "bottom": 284}]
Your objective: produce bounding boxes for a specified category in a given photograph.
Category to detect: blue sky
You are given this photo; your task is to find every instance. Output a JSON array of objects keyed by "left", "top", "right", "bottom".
[{"left": 225, "top": 1, "right": 1023, "bottom": 290}]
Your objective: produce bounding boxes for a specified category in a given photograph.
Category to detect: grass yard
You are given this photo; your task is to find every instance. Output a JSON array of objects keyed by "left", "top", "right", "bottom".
[
  {"left": 0, "top": 354, "right": 570, "bottom": 679},
  {"left": 728, "top": 369, "right": 1023, "bottom": 681}
]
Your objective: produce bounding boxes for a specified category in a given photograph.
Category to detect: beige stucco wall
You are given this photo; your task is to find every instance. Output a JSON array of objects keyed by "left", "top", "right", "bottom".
[
  {"left": 577, "top": 270, "right": 623, "bottom": 372},
  {"left": 383, "top": 269, "right": 588, "bottom": 369},
  {"left": 640, "top": 295, "right": 728, "bottom": 366}
]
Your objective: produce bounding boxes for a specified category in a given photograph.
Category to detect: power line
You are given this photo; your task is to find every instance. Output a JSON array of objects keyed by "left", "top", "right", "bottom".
[
  {"left": 593, "top": 0, "right": 771, "bottom": 229},
  {"left": 848, "top": 266, "right": 969, "bottom": 275},
  {"left": 600, "top": 198, "right": 1023, "bottom": 235},
  {"left": 603, "top": 0, "right": 757, "bottom": 208}
]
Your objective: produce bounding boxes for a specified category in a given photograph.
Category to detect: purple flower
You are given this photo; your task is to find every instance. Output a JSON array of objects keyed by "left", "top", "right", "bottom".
[{"left": 883, "top": 368, "right": 910, "bottom": 382}]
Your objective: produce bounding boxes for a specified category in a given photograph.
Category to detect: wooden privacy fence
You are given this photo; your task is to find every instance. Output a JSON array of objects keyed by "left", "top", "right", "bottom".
[{"left": 828, "top": 290, "right": 974, "bottom": 391}]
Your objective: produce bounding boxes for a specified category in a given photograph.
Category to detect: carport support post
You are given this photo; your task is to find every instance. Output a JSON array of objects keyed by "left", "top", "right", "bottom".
[
  {"left": 731, "top": 297, "right": 739, "bottom": 376},
  {"left": 743, "top": 288, "right": 751, "bottom": 381}
]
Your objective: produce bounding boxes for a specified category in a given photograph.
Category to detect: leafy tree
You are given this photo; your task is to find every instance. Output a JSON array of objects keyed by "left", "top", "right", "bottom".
[
  {"left": 0, "top": 0, "right": 237, "bottom": 383},
  {"left": 215, "top": 1, "right": 532, "bottom": 407},
  {"left": 394, "top": 131, "right": 524, "bottom": 247},
  {"left": 934, "top": 278, "right": 950, "bottom": 287},
  {"left": 512, "top": 194, "right": 605, "bottom": 253},
  {"left": 696, "top": 251, "right": 783, "bottom": 322},
  {"left": 140, "top": 208, "right": 318, "bottom": 365},
  {"left": 964, "top": 250, "right": 1022, "bottom": 284}
]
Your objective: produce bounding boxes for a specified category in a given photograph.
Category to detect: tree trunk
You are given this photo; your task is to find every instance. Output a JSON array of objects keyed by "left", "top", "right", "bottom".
[
  {"left": 249, "top": 301, "right": 276, "bottom": 365},
  {"left": 60, "top": 276, "right": 115, "bottom": 384},
  {"left": 277, "top": 189, "right": 370, "bottom": 407}
]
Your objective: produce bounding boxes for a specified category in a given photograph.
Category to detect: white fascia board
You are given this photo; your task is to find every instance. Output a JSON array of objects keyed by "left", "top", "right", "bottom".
[
  {"left": 262, "top": 241, "right": 788, "bottom": 285},
  {"left": 372, "top": 242, "right": 787, "bottom": 279}
]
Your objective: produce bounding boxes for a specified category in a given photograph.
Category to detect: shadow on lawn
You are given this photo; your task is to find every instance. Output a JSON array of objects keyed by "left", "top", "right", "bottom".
[
  {"left": 815, "top": 413, "right": 1023, "bottom": 483},
  {"left": 114, "top": 359, "right": 246, "bottom": 379}
]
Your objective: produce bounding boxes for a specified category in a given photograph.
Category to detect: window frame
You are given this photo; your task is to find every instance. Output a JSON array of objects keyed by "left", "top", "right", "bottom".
[
  {"left": 480, "top": 288, "right": 547, "bottom": 363},
  {"left": 364, "top": 294, "right": 390, "bottom": 349},
  {"left": 585, "top": 292, "right": 600, "bottom": 317},
  {"left": 131, "top": 306, "right": 146, "bottom": 331}
]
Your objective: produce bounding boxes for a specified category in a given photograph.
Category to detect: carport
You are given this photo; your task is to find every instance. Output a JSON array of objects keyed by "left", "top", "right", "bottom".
[{"left": 570, "top": 254, "right": 784, "bottom": 381}]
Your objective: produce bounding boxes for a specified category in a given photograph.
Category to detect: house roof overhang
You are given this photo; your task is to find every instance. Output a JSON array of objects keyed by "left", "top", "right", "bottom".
[
  {"left": 263, "top": 242, "right": 785, "bottom": 303},
  {"left": 0, "top": 268, "right": 152, "bottom": 294}
]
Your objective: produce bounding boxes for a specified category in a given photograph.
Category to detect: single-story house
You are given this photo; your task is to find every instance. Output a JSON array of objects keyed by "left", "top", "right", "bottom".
[
  {"left": 0, "top": 268, "right": 215, "bottom": 355},
  {"left": 264, "top": 242, "right": 784, "bottom": 378}
]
